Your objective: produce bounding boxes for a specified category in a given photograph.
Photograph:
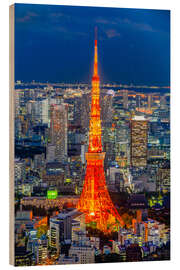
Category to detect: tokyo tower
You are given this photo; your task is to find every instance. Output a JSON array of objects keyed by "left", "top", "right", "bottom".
[{"left": 77, "top": 29, "right": 123, "bottom": 233}]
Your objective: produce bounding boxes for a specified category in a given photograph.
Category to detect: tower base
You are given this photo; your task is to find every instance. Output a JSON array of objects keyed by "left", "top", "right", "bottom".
[{"left": 77, "top": 155, "right": 124, "bottom": 233}]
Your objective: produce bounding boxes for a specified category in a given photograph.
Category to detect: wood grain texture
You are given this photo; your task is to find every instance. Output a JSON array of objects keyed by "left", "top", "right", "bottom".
[{"left": 9, "top": 4, "right": 15, "bottom": 266}]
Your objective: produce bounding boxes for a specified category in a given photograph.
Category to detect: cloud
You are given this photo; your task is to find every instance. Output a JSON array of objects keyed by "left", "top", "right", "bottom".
[
  {"left": 54, "top": 25, "right": 88, "bottom": 40},
  {"left": 49, "top": 12, "right": 71, "bottom": 22},
  {"left": 95, "top": 17, "right": 154, "bottom": 33},
  {"left": 136, "top": 23, "right": 154, "bottom": 32},
  {"left": 105, "top": 29, "right": 121, "bottom": 38},
  {"left": 123, "top": 18, "right": 155, "bottom": 32},
  {"left": 49, "top": 12, "right": 64, "bottom": 18},
  {"left": 95, "top": 17, "right": 117, "bottom": 25},
  {"left": 16, "top": 11, "right": 38, "bottom": 23}
]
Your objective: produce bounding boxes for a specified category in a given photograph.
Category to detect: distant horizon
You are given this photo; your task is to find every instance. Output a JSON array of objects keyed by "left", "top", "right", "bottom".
[
  {"left": 15, "top": 3, "right": 170, "bottom": 86},
  {"left": 15, "top": 79, "right": 170, "bottom": 88}
]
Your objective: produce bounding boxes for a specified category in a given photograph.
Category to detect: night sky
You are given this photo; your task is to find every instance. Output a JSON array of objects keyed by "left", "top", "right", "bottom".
[{"left": 15, "top": 4, "right": 170, "bottom": 86}]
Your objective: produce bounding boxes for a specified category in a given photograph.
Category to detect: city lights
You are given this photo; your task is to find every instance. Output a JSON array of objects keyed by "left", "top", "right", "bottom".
[{"left": 12, "top": 4, "right": 170, "bottom": 266}]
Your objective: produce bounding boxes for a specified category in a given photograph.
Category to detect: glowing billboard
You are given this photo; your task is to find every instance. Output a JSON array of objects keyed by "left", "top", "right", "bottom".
[{"left": 47, "top": 190, "right": 58, "bottom": 199}]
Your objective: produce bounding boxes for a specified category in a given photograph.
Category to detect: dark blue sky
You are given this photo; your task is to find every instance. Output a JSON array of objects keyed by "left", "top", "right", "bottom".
[{"left": 15, "top": 4, "right": 170, "bottom": 85}]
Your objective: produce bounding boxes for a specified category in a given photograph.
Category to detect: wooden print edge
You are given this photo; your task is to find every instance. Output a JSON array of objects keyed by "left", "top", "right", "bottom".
[{"left": 9, "top": 3, "right": 15, "bottom": 266}]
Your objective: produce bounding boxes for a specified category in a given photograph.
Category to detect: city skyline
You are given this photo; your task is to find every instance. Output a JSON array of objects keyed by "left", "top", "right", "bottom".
[
  {"left": 11, "top": 3, "right": 170, "bottom": 266},
  {"left": 15, "top": 4, "right": 170, "bottom": 86}
]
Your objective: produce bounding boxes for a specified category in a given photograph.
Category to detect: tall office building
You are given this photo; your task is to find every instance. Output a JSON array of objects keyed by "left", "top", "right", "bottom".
[
  {"left": 14, "top": 158, "right": 26, "bottom": 183},
  {"left": 136, "top": 95, "right": 141, "bottom": 108},
  {"left": 148, "top": 94, "right": 152, "bottom": 110},
  {"left": 123, "top": 90, "right": 128, "bottom": 109},
  {"left": 130, "top": 116, "right": 148, "bottom": 167},
  {"left": 50, "top": 104, "right": 68, "bottom": 162},
  {"left": 41, "top": 99, "right": 49, "bottom": 124},
  {"left": 160, "top": 95, "right": 167, "bottom": 109},
  {"left": 15, "top": 90, "right": 23, "bottom": 116},
  {"left": 81, "top": 92, "right": 90, "bottom": 130},
  {"left": 36, "top": 238, "right": 48, "bottom": 264},
  {"left": 49, "top": 211, "right": 72, "bottom": 253},
  {"left": 46, "top": 144, "right": 56, "bottom": 163},
  {"left": 49, "top": 209, "right": 84, "bottom": 253},
  {"left": 73, "top": 97, "right": 82, "bottom": 127},
  {"left": 101, "top": 92, "right": 113, "bottom": 126},
  {"left": 31, "top": 99, "right": 49, "bottom": 124}
]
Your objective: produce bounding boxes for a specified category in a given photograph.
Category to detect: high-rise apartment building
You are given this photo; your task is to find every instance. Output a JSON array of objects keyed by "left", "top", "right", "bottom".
[{"left": 130, "top": 116, "right": 148, "bottom": 167}]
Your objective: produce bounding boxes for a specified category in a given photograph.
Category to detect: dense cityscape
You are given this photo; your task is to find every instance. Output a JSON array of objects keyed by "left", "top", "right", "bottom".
[
  {"left": 14, "top": 78, "right": 170, "bottom": 265},
  {"left": 13, "top": 3, "right": 170, "bottom": 267}
]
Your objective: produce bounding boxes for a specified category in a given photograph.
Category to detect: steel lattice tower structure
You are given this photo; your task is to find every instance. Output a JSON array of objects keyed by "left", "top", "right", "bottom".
[{"left": 77, "top": 30, "right": 123, "bottom": 233}]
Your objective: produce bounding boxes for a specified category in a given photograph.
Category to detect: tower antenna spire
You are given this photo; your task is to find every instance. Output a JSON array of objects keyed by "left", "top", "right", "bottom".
[
  {"left": 95, "top": 26, "right": 98, "bottom": 41},
  {"left": 93, "top": 26, "right": 98, "bottom": 76}
]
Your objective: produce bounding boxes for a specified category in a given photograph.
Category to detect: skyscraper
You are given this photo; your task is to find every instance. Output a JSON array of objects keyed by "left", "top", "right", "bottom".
[
  {"left": 81, "top": 92, "right": 90, "bottom": 130},
  {"left": 49, "top": 209, "right": 84, "bottom": 253},
  {"left": 50, "top": 103, "right": 68, "bottom": 162},
  {"left": 41, "top": 99, "right": 49, "bottom": 124},
  {"left": 14, "top": 158, "right": 26, "bottom": 183},
  {"left": 123, "top": 90, "right": 128, "bottom": 109},
  {"left": 130, "top": 116, "right": 148, "bottom": 167},
  {"left": 50, "top": 211, "right": 72, "bottom": 253},
  {"left": 136, "top": 94, "right": 141, "bottom": 108},
  {"left": 160, "top": 95, "right": 167, "bottom": 109},
  {"left": 77, "top": 29, "right": 123, "bottom": 233},
  {"left": 148, "top": 94, "right": 152, "bottom": 111},
  {"left": 73, "top": 97, "right": 82, "bottom": 127},
  {"left": 101, "top": 92, "right": 113, "bottom": 126}
]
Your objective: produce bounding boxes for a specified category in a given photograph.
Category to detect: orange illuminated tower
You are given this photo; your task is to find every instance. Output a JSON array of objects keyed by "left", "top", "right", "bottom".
[{"left": 77, "top": 29, "right": 123, "bottom": 233}]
